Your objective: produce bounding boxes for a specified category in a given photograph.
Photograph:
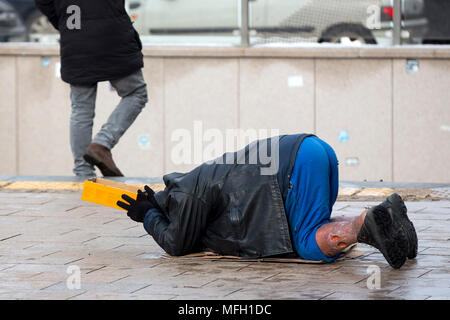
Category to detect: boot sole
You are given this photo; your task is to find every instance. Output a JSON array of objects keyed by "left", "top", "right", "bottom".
[
  {"left": 386, "top": 193, "right": 418, "bottom": 259},
  {"left": 369, "top": 206, "right": 408, "bottom": 269},
  {"left": 83, "top": 154, "right": 123, "bottom": 177}
]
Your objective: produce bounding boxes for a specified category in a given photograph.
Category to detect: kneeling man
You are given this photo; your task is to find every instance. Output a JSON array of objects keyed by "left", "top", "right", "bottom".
[{"left": 118, "top": 134, "right": 417, "bottom": 269}]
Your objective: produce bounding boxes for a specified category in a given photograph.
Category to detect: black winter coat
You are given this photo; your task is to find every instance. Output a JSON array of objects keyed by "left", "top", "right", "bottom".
[
  {"left": 145, "top": 134, "right": 313, "bottom": 258},
  {"left": 35, "top": 0, "right": 143, "bottom": 85}
]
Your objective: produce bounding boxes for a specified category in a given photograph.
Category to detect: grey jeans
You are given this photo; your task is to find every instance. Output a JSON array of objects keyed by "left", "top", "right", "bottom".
[{"left": 70, "top": 69, "right": 148, "bottom": 176}]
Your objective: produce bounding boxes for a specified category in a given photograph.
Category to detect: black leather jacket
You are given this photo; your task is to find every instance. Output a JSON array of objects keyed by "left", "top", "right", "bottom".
[{"left": 145, "top": 133, "right": 313, "bottom": 258}]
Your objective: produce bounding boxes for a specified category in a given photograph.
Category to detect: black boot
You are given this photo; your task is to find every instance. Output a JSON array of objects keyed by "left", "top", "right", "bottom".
[
  {"left": 357, "top": 204, "right": 408, "bottom": 269},
  {"left": 380, "top": 193, "right": 418, "bottom": 259}
]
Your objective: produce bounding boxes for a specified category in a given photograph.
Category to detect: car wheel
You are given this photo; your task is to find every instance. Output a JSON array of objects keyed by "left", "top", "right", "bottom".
[
  {"left": 320, "top": 24, "right": 377, "bottom": 45},
  {"left": 26, "top": 10, "right": 58, "bottom": 42}
]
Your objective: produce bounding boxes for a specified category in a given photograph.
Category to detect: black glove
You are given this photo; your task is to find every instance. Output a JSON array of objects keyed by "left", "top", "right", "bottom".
[
  {"left": 142, "top": 185, "right": 163, "bottom": 212},
  {"left": 117, "top": 190, "right": 155, "bottom": 223}
]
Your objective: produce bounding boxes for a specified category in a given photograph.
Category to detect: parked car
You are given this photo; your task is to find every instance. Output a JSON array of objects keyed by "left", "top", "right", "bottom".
[
  {"left": 0, "top": 0, "right": 25, "bottom": 41},
  {"left": 4, "top": 0, "right": 429, "bottom": 45},
  {"left": 5, "top": 0, "right": 57, "bottom": 41},
  {"left": 422, "top": 0, "right": 450, "bottom": 44},
  {"left": 127, "top": 0, "right": 428, "bottom": 44},
  {"left": 398, "top": 0, "right": 428, "bottom": 43}
]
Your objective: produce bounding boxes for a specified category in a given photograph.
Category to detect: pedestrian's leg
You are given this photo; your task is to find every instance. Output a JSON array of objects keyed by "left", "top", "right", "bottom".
[
  {"left": 92, "top": 69, "right": 148, "bottom": 149},
  {"left": 70, "top": 84, "right": 97, "bottom": 177}
]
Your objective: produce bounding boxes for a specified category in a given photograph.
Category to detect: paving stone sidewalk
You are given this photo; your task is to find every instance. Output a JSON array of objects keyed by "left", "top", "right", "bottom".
[{"left": 0, "top": 191, "right": 449, "bottom": 300}]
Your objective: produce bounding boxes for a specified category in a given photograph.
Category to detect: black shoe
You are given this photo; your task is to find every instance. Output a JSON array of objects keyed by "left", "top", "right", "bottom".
[
  {"left": 357, "top": 204, "right": 408, "bottom": 269},
  {"left": 381, "top": 193, "right": 418, "bottom": 259}
]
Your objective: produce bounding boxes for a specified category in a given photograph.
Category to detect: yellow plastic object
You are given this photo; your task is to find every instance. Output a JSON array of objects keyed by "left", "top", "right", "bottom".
[{"left": 81, "top": 178, "right": 141, "bottom": 211}]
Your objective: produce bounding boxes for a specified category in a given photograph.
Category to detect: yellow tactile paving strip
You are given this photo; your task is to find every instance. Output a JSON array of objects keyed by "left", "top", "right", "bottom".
[
  {"left": 0, "top": 181, "right": 166, "bottom": 193},
  {"left": 0, "top": 181, "right": 11, "bottom": 188},
  {"left": 337, "top": 187, "right": 360, "bottom": 197},
  {"left": 0, "top": 180, "right": 447, "bottom": 201},
  {"left": 339, "top": 188, "right": 448, "bottom": 201},
  {"left": 355, "top": 188, "right": 395, "bottom": 197},
  {"left": 3, "top": 181, "right": 84, "bottom": 191}
]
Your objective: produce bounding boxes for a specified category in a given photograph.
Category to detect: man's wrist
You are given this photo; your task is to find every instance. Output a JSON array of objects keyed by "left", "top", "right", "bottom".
[{"left": 143, "top": 208, "right": 163, "bottom": 234}]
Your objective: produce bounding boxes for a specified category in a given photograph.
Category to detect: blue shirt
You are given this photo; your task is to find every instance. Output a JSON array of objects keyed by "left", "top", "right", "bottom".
[{"left": 284, "top": 136, "right": 340, "bottom": 262}]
